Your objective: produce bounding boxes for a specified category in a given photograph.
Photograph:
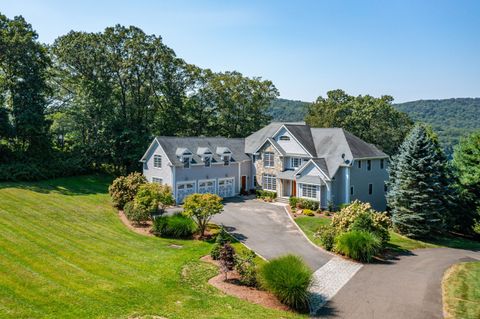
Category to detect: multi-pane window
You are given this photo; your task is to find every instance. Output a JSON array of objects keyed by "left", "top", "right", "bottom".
[
  {"left": 154, "top": 155, "right": 162, "bottom": 168},
  {"left": 368, "top": 183, "right": 373, "bottom": 195},
  {"left": 380, "top": 159, "right": 385, "bottom": 169},
  {"left": 301, "top": 184, "right": 317, "bottom": 199},
  {"left": 204, "top": 156, "right": 211, "bottom": 167},
  {"left": 263, "top": 152, "right": 274, "bottom": 167},
  {"left": 262, "top": 174, "right": 276, "bottom": 191},
  {"left": 152, "top": 177, "right": 163, "bottom": 184},
  {"left": 367, "top": 160, "right": 371, "bottom": 171},
  {"left": 291, "top": 157, "right": 301, "bottom": 168},
  {"left": 358, "top": 160, "right": 362, "bottom": 169}
]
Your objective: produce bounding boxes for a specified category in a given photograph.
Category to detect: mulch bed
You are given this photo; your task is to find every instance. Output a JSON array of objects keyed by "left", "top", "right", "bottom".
[
  {"left": 201, "top": 255, "right": 290, "bottom": 312},
  {"left": 118, "top": 210, "right": 154, "bottom": 236}
]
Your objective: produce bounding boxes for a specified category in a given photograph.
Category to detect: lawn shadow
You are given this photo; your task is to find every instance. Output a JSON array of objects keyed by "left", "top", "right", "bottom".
[
  {"left": 0, "top": 174, "right": 112, "bottom": 196},
  {"left": 426, "top": 235, "right": 480, "bottom": 252}
]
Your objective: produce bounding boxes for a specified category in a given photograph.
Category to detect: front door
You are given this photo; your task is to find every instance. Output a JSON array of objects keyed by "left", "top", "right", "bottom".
[
  {"left": 292, "top": 181, "right": 296, "bottom": 197},
  {"left": 241, "top": 175, "right": 247, "bottom": 191}
]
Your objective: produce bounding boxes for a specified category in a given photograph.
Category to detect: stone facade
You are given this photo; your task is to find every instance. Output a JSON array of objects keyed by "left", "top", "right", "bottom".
[{"left": 254, "top": 143, "right": 284, "bottom": 194}]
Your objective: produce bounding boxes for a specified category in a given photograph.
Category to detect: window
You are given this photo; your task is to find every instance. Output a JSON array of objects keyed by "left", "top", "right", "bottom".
[
  {"left": 384, "top": 183, "right": 388, "bottom": 193},
  {"left": 262, "top": 174, "right": 276, "bottom": 191},
  {"left": 380, "top": 159, "right": 385, "bottom": 169},
  {"left": 279, "top": 135, "right": 290, "bottom": 141},
  {"left": 301, "top": 184, "right": 317, "bottom": 199},
  {"left": 223, "top": 155, "right": 230, "bottom": 166},
  {"left": 350, "top": 186, "right": 354, "bottom": 196},
  {"left": 367, "top": 160, "right": 371, "bottom": 171},
  {"left": 291, "top": 157, "right": 301, "bottom": 168},
  {"left": 254, "top": 176, "right": 258, "bottom": 187},
  {"left": 152, "top": 177, "right": 162, "bottom": 184},
  {"left": 154, "top": 155, "right": 162, "bottom": 168},
  {"left": 183, "top": 157, "right": 190, "bottom": 168},
  {"left": 263, "top": 152, "right": 274, "bottom": 167},
  {"left": 204, "top": 156, "right": 211, "bottom": 167},
  {"left": 368, "top": 183, "right": 373, "bottom": 195},
  {"left": 358, "top": 160, "right": 362, "bottom": 169}
]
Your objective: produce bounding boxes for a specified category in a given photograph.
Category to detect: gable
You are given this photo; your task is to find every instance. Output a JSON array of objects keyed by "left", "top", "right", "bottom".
[
  {"left": 273, "top": 127, "right": 309, "bottom": 155},
  {"left": 296, "top": 160, "right": 330, "bottom": 181}
]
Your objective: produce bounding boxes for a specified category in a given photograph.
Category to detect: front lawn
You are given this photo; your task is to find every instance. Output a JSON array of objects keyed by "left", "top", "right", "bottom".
[
  {"left": 443, "top": 262, "right": 480, "bottom": 319},
  {"left": 0, "top": 175, "right": 303, "bottom": 319}
]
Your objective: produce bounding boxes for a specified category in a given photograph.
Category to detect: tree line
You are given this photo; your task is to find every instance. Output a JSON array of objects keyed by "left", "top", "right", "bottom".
[{"left": 0, "top": 13, "right": 278, "bottom": 178}]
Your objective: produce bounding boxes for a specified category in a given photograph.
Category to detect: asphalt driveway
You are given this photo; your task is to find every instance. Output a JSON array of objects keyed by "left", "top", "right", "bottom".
[
  {"left": 317, "top": 247, "right": 480, "bottom": 319},
  {"left": 211, "top": 197, "right": 332, "bottom": 269}
]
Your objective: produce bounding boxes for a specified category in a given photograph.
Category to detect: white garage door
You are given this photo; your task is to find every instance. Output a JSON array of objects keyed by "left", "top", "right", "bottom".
[
  {"left": 198, "top": 179, "right": 216, "bottom": 194},
  {"left": 176, "top": 182, "right": 196, "bottom": 204},
  {"left": 218, "top": 177, "right": 235, "bottom": 198}
]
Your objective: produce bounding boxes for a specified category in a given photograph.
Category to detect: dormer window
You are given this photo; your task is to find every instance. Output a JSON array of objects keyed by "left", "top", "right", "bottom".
[
  {"left": 223, "top": 155, "right": 230, "bottom": 166},
  {"left": 279, "top": 135, "right": 290, "bottom": 141},
  {"left": 183, "top": 157, "right": 191, "bottom": 168},
  {"left": 205, "top": 156, "right": 211, "bottom": 167}
]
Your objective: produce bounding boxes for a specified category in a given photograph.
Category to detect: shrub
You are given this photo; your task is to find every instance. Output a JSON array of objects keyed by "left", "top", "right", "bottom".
[
  {"left": 210, "top": 243, "right": 222, "bottom": 260},
  {"left": 219, "top": 243, "right": 236, "bottom": 280},
  {"left": 135, "top": 183, "right": 174, "bottom": 215},
  {"left": 289, "top": 197, "right": 300, "bottom": 209},
  {"left": 315, "top": 224, "right": 337, "bottom": 251},
  {"left": 334, "top": 231, "right": 381, "bottom": 262},
  {"left": 152, "top": 213, "right": 196, "bottom": 238},
  {"left": 303, "top": 209, "right": 315, "bottom": 216},
  {"left": 295, "top": 198, "right": 319, "bottom": 210},
  {"left": 332, "top": 200, "right": 391, "bottom": 245},
  {"left": 235, "top": 250, "right": 258, "bottom": 287},
  {"left": 259, "top": 255, "right": 312, "bottom": 311},
  {"left": 123, "top": 201, "right": 150, "bottom": 225},
  {"left": 108, "top": 172, "right": 146, "bottom": 209},
  {"left": 255, "top": 190, "right": 277, "bottom": 200},
  {"left": 215, "top": 226, "right": 230, "bottom": 245}
]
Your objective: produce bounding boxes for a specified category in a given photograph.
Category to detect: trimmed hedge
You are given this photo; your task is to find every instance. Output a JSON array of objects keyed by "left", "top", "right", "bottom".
[
  {"left": 303, "top": 209, "right": 315, "bottom": 216},
  {"left": 290, "top": 197, "right": 319, "bottom": 211},
  {"left": 315, "top": 224, "right": 337, "bottom": 251},
  {"left": 255, "top": 189, "right": 277, "bottom": 199},
  {"left": 152, "top": 213, "right": 197, "bottom": 238},
  {"left": 259, "top": 255, "right": 312, "bottom": 311},
  {"left": 334, "top": 230, "right": 381, "bottom": 262},
  {"left": 123, "top": 201, "right": 151, "bottom": 225}
]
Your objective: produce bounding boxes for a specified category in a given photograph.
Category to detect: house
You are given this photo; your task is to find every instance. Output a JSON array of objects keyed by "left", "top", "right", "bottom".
[{"left": 140, "top": 122, "right": 389, "bottom": 210}]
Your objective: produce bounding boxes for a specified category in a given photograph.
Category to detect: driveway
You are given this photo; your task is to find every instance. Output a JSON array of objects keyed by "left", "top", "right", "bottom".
[
  {"left": 211, "top": 197, "right": 332, "bottom": 269},
  {"left": 317, "top": 247, "right": 480, "bottom": 319}
]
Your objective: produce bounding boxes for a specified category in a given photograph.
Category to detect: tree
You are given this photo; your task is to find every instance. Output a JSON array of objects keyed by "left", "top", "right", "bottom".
[
  {"left": 108, "top": 172, "right": 147, "bottom": 209},
  {"left": 219, "top": 242, "right": 236, "bottom": 281},
  {"left": 0, "top": 13, "right": 51, "bottom": 154},
  {"left": 452, "top": 130, "right": 480, "bottom": 234},
  {"left": 134, "top": 183, "right": 174, "bottom": 214},
  {"left": 182, "top": 193, "right": 223, "bottom": 237},
  {"left": 387, "top": 124, "right": 451, "bottom": 238},
  {"left": 305, "top": 89, "right": 413, "bottom": 155}
]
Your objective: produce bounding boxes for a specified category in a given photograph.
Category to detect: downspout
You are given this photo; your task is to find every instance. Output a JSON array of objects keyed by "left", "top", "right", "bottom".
[{"left": 344, "top": 166, "right": 350, "bottom": 204}]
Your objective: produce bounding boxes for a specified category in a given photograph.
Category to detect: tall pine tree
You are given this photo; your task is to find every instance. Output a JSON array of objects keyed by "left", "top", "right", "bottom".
[{"left": 387, "top": 124, "right": 451, "bottom": 238}]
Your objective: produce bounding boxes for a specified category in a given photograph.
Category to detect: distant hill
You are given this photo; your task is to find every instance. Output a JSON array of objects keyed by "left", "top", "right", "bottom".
[{"left": 269, "top": 97, "right": 480, "bottom": 155}]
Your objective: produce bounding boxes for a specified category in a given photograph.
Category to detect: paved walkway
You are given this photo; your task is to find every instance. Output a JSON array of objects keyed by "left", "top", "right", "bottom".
[
  {"left": 317, "top": 247, "right": 480, "bottom": 319},
  {"left": 212, "top": 198, "right": 332, "bottom": 269}
]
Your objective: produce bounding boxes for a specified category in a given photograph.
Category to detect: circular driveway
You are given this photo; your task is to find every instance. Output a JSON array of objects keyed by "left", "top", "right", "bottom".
[{"left": 211, "top": 197, "right": 332, "bottom": 270}]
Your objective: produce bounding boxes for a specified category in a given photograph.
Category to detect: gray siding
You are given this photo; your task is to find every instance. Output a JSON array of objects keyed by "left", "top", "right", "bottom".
[
  {"left": 349, "top": 159, "right": 389, "bottom": 211},
  {"left": 331, "top": 167, "right": 347, "bottom": 207},
  {"left": 142, "top": 141, "right": 174, "bottom": 186}
]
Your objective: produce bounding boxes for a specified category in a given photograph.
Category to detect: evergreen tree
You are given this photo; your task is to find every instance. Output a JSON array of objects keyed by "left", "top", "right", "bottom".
[{"left": 387, "top": 124, "right": 451, "bottom": 238}]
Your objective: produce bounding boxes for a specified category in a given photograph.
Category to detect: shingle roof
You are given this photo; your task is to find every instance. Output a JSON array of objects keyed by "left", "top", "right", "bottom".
[
  {"left": 284, "top": 124, "right": 317, "bottom": 157},
  {"left": 343, "top": 130, "right": 386, "bottom": 158},
  {"left": 312, "top": 158, "right": 329, "bottom": 177},
  {"left": 155, "top": 136, "right": 249, "bottom": 166}
]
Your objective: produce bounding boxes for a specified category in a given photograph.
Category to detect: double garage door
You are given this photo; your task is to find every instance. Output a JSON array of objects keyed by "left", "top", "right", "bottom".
[{"left": 176, "top": 177, "right": 235, "bottom": 204}]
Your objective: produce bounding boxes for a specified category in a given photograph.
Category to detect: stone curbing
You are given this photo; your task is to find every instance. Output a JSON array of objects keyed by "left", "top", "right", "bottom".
[{"left": 309, "top": 257, "right": 363, "bottom": 315}]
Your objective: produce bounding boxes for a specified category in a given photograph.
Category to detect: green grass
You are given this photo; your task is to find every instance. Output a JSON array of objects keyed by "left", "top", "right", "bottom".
[
  {"left": 443, "top": 262, "right": 480, "bottom": 319},
  {"left": 294, "top": 216, "right": 331, "bottom": 246},
  {"left": 294, "top": 215, "right": 480, "bottom": 253},
  {"left": 0, "top": 175, "right": 304, "bottom": 319}
]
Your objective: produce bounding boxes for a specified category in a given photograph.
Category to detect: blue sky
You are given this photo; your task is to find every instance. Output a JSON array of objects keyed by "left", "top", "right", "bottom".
[{"left": 2, "top": 0, "right": 479, "bottom": 102}]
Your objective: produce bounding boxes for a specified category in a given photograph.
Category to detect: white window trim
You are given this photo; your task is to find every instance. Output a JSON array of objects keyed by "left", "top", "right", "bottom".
[
  {"left": 262, "top": 174, "right": 277, "bottom": 192},
  {"left": 290, "top": 157, "right": 302, "bottom": 169},
  {"left": 204, "top": 155, "right": 211, "bottom": 167},
  {"left": 223, "top": 155, "right": 231, "bottom": 166},
  {"left": 183, "top": 156, "right": 191, "bottom": 169},
  {"left": 263, "top": 152, "right": 275, "bottom": 168},
  {"left": 152, "top": 177, "right": 163, "bottom": 184},
  {"left": 300, "top": 183, "right": 318, "bottom": 200},
  {"left": 153, "top": 155, "right": 162, "bottom": 168},
  {"left": 176, "top": 181, "right": 196, "bottom": 191},
  {"left": 198, "top": 179, "right": 216, "bottom": 193}
]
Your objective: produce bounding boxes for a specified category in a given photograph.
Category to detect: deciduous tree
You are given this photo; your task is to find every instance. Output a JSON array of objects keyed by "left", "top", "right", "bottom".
[{"left": 182, "top": 193, "right": 223, "bottom": 237}]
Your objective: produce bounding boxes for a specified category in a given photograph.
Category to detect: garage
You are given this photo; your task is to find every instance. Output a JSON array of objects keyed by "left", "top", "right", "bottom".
[
  {"left": 176, "top": 181, "right": 196, "bottom": 204},
  {"left": 198, "top": 179, "right": 216, "bottom": 194},
  {"left": 218, "top": 177, "right": 235, "bottom": 198}
]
